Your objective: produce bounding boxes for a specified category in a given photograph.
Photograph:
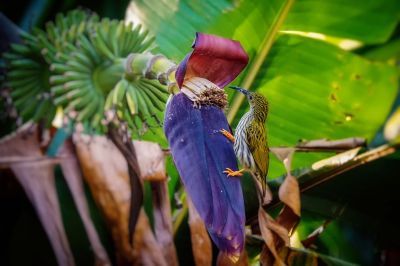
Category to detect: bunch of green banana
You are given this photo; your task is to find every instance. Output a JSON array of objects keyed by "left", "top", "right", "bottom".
[
  {"left": 3, "top": 8, "right": 172, "bottom": 133},
  {"left": 49, "top": 17, "right": 158, "bottom": 129},
  {"left": 3, "top": 9, "right": 98, "bottom": 124},
  {"left": 88, "top": 18, "right": 170, "bottom": 130}
]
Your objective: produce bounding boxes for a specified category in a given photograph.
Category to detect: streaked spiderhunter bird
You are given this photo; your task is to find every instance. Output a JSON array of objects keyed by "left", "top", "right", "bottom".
[{"left": 221, "top": 86, "right": 271, "bottom": 205}]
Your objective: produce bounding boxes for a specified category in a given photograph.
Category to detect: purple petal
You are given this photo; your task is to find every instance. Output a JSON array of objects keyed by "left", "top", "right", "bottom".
[
  {"left": 175, "top": 32, "right": 249, "bottom": 88},
  {"left": 164, "top": 93, "right": 245, "bottom": 256}
]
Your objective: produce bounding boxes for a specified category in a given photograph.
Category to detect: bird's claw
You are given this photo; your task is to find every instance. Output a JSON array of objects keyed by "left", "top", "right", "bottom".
[
  {"left": 223, "top": 168, "right": 244, "bottom": 177},
  {"left": 219, "top": 129, "right": 235, "bottom": 143}
]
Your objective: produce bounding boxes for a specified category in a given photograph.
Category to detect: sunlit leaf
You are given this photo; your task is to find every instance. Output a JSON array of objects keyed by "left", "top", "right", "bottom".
[
  {"left": 283, "top": 0, "right": 400, "bottom": 44},
  {"left": 254, "top": 35, "right": 398, "bottom": 177}
]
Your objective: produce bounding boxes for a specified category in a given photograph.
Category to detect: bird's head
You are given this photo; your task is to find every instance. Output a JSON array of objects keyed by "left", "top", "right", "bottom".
[{"left": 229, "top": 86, "right": 268, "bottom": 117}]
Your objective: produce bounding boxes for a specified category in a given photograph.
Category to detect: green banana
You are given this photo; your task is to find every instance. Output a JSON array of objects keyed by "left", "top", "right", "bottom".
[
  {"left": 10, "top": 82, "right": 39, "bottom": 99},
  {"left": 9, "top": 59, "right": 40, "bottom": 69},
  {"left": 104, "top": 89, "right": 115, "bottom": 111},
  {"left": 127, "top": 24, "right": 142, "bottom": 52},
  {"left": 13, "top": 88, "right": 40, "bottom": 109},
  {"left": 50, "top": 63, "right": 71, "bottom": 73},
  {"left": 139, "top": 34, "right": 155, "bottom": 52},
  {"left": 7, "top": 77, "right": 37, "bottom": 89},
  {"left": 77, "top": 36, "right": 99, "bottom": 63},
  {"left": 65, "top": 60, "right": 91, "bottom": 73},
  {"left": 114, "top": 79, "right": 129, "bottom": 106},
  {"left": 136, "top": 83, "right": 165, "bottom": 112},
  {"left": 91, "top": 35, "right": 114, "bottom": 59},
  {"left": 64, "top": 71, "right": 91, "bottom": 80},
  {"left": 50, "top": 74, "right": 73, "bottom": 85},
  {"left": 134, "top": 84, "right": 152, "bottom": 118},
  {"left": 52, "top": 80, "right": 91, "bottom": 96},
  {"left": 136, "top": 29, "right": 152, "bottom": 52},
  {"left": 10, "top": 44, "right": 32, "bottom": 55},
  {"left": 125, "top": 84, "right": 138, "bottom": 115},
  {"left": 7, "top": 69, "right": 38, "bottom": 79},
  {"left": 19, "top": 100, "right": 38, "bottom": 119},
  {"left": 2, "top": 52, "right": 21, "bottom": 60},
  {"left": 140, "top": 80, "right": 169, "bottom": 102},
  {"left": 55, "top": 13, "right": 67, "bottom": 32},
  {"left": 76, "top": 98, "right": 98, "bottom": 121},
  {"left": 71, "top": 51, "right": 93, "bottom": 68},
  {"left": 122, "top": 107, "right": 135, "bottom": 129},
  {"left": 65, "top": 90, "right": 94, "bottom": 112},
  {"left": 19, "top": 31, "right": 37, "bottom": 43},
  {"left": 32, "top": 99, "right": 51, "bottom": 121},
  {"left": 90, "top": 95, "right": 104, "bottom": 128},
  {"left": 107, "top": 20, "right": 119, "bottom": 56},
  {"left": 53, "top": 88, "right": 87, "bottom": 106},
  {"left": 45, "top": 22, "right": 59, "bottom": 42}
]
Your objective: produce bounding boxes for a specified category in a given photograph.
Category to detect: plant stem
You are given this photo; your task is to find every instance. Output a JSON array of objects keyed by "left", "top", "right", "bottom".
[
  {"left": 227, "top": 0, "right": 295, "bottom": 123},
  {"left": 172, "top": 192, "right": 188, "bottom": 236}
]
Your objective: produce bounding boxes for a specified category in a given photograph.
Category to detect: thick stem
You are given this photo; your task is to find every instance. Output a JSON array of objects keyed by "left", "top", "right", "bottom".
[
  {"left": 125, "top": 53, "right": 177, "bottom": 89},
  {"left": 93, "top": 60, "right": 125, "bottom": 94}
]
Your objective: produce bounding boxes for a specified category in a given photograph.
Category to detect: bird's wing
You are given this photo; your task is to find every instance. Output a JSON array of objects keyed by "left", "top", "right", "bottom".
[{"left": 246, "top": 122, "right": 269, "bottom": 178}]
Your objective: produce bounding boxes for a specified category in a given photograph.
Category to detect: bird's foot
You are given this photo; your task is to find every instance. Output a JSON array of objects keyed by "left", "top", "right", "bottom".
[
  {"left": 219, "top": 129, "right": 235, "bottom": 143},
  {"left": 223, "top": 168, "right": 244, "bottom": 177}
]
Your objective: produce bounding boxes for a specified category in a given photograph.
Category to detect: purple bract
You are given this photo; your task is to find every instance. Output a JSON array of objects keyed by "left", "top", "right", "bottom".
[{"left": 164, "top": 32, "right": 248, "bottom": 259}]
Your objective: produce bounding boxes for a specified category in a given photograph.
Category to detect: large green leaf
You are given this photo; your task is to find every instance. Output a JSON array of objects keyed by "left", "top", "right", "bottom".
[
  {"left": 127, "top": 0, "right": 400, "bottom": 60},
  {"left": 283, "top": 0, "right": 400, "bottom": 44},
  {"left": 253, "top": 35, "right": 398, "bottom": 177}
]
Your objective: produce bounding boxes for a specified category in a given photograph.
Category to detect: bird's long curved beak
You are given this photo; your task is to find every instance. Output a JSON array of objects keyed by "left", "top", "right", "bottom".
[{"left": 229, "top": 86, "right": 250, "bottom": 95}]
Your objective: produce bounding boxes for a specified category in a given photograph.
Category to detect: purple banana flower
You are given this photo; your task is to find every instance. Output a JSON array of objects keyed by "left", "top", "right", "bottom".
[{"left": 164, "top": 32, "right": 248, "bottom": 259}]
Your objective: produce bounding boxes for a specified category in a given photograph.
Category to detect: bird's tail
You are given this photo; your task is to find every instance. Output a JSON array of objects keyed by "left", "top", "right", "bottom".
[{"left": 253, "top": 172, "right": 272, "bottom": 205}]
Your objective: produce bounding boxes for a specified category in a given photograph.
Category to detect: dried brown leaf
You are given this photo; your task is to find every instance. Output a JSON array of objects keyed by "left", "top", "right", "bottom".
[
  {"left": 151, "top": 181, "right": 179, "bottom": 265},
  {"left": 133, "top": 209, "right": 169, "bottom": 266},
  {"left": 278, "top": 175, "right": 300, "bottom": 217},
  {"left": 187, "top": 196, "right": 213, "bottom": 266},
  {"left": 0, "top": 124, "right": 75, "bottom": 266},
  {"left": 269, "top": 148, "right": 295, "bottom": 163},
  {"left": 73, "top": 133, "right": 133, "bottom": 264},
  {"left": 217, "top": 250, "right": 249, "bottom": 266},
  {"left": 272, "top": 148, "right": 301, "bottom": 234},
  {"left": 258, "top": 207, "right": 288, "bottom": 266},
  {"left": 311, "top": 147, "right": 361, "bottom": 170},
  {"left": 58, "top": 140, "right": 111, "bottom": 265},
  {"left": 134, "top": 141, "right": 166, "bottom": 181},
  {"left": 73, "top": 133, "right": 169, "bottom": 265},
  {"left": 296, "top": 137, "right": 366, "bottom": 150}
]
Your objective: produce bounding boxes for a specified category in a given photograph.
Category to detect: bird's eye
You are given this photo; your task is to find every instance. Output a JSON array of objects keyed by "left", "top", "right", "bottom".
[{"left": 249, "top": 95, "right": 253, "bottom": 100}]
